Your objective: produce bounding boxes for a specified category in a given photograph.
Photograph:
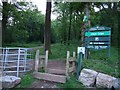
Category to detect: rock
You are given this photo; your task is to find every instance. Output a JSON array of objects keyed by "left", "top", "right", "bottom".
[
  {"left": 112, "top": 78, "right": 120, "bottom": 90},
  {"left": 96, "top": 73, "right": 116, "bottom": 88},
  {"left": 78, "top": 68, "right": 98, "bottom": 87},
  {"left": 0, "top": 76, "right": 21, "bottom": 88},
  {"left": 51, "top": 85, "right": 57, "bottom": 88}
]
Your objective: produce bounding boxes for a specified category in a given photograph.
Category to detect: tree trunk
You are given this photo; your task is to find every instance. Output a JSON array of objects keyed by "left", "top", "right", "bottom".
[
  {"left": 44, "top": 0, "right": 52, "bottom": 54},
  {"left": 2, "top": 2, "right": 8, "bottom": 46},
  {"left": 68, "top": 3, "right": 72, "bottom": 45},
  {"left": 73, "top": 12, "right": 76, "bottom": 40},
  {"left": 82, "top": 3, "right": 91, "bottom": 59}
]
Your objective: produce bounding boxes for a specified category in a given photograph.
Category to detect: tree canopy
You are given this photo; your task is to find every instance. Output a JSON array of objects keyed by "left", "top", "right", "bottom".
[{"left": 1, "top": 1, "right": 119, "bottom": 47}]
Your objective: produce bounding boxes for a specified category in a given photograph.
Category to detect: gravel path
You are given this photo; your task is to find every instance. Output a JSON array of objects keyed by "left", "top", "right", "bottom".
[{"left": 29, "top": 80, "right": 58, "bottom": 88}]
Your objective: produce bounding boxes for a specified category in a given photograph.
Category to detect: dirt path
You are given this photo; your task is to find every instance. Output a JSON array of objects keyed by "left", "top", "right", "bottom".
[
  {"left": 31, "top": 44, "right": 54, "bottom": 50},
  {"left": 29, "top": 60, "right": 66, "bottom": 88},
  {"left": 29, "top": 80, "right": 58, "bottom": 88}
]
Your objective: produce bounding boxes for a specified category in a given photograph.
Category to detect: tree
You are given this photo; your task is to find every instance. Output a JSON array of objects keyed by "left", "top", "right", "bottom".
[
  {"left": 82, "top": 3, "right": 91, "bottom": 59},
  {"left": 53, "top": 2, "right": 87, "bottom": 45},
  {"left": 44, "top": 0, "right": 52, "bottom": 54},
  {"left": 2, "top": 1, "right": 9, "bottom": 45},
  {"left": 2, "top": 1, "right": 45, "bottom": 45},
  {"left": 92, "top": 2, "right": 119, "bottom": 46},
  {"left": 68, "top": 3, "right": 72, "bottom": 45}
]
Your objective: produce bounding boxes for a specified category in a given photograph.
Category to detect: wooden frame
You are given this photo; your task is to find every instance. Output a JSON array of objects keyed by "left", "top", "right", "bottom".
[
  {"left": 33, "top": 72, "right": 66, "bottom": 83},
  {"left": 34, "top": 49, "right": 76, "bottom": 83},
  {"left": 66, "top": 51, "right": 76, "bottom": 79}
]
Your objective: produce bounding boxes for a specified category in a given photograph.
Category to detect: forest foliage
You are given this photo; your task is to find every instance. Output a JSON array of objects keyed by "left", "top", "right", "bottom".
[{"left": 1, "top": 1, "right": 120, "bottom": 47}]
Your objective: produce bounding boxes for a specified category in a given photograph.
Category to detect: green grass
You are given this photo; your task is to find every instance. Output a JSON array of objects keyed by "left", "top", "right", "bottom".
[
  {"left": 89, "top": 47, "right": 119, "bottom": 64},
  {"left": 39, "top": 43, "right": 79, "bottom": 60},
  {"left": 82, "top": 59, "right": 119, "bottom": 77},
  {"left": 57, "top": 75, "right": 84, "bottom": 89},
  {"left": 82, "top": 47, "right": 119, "bottom": 78},
  {"left": 15, "top": 73, "right": 35, "bottom": 88},
  {"left": 39, "top": 43, "right": 119, "bottom": 78},
  {"left": 4, "top": 41, "right": 42, "bottom": 48},
  {"left": 11, "top": 43, "right": 119, "bottom": 88}
]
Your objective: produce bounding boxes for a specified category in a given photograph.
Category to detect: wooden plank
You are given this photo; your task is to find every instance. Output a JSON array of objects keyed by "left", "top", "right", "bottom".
[
  {"left": 72, "top": 61, "right": 75, "bottom": 72},
  {"left": 33, "top": 72, "right": 66, "bottom": 83},
  {"left": 39, "top": 55, "right": 45, "bottom": 68},
  {"left": 72, "top": 52, "right": 75, "bottom": 73},
  {"left": 39, "top": 59, "right": 44, "bottom": 68},
  {"left": 35, "top": 50, "right": 40, "bottom": 72},
  {"left": 69, "top": 57, "right": 76, "bottom": 62},
  {"left": 73, "top": 52, "right": 76, "bottom": 58},
  {"left": 40, "top": 55, "right": 45, "bottom": 59},
  {"left": 66, "top": 51, "right": 70, "bottom": 78},
  {"left": 47, "top": 69, "right": 66, "bottom": 75},
  {"left": 45, "top": 50, "right": 48, "bottom": 72},
  {"left": 69, "top": 67, "right": 74, "bottom": 73}
]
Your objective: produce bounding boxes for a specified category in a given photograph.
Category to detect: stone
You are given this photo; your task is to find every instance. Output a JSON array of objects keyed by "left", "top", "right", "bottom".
[
  {"left": 96, "top": 73, "right": 116, "bottom": 88},
  {"left": 112, "top": 78, "right": 120, "bottom": 90},
  {"left": 78, "top": 68, "right": 98, "bottom": 87},
  {"left": 0, "top": 76, "right": 21, "bottom": 88}
]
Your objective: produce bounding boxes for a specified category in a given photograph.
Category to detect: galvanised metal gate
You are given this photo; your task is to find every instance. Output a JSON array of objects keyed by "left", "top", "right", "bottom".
[{"left": 0, "top": 48, "right": 34, "bottom": 77}]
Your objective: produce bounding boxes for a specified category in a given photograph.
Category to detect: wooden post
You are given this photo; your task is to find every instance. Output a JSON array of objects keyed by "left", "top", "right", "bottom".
[
  {"left": 45, "top": 50, "right": 48, "bottom": 73},
  {"left": 72, "top": 52, "right": 76, "bottom": 73},
  {"left": 73, "top": 52, "right": 75, "bottom": 57},
  {"left": 66, "top": 51, "right": 70, "bottom": 79},
  {"left": 77, "top": 52, "right": 82, "bottom": 79},
  {"left": 35, "top": 49, "right": 40, "bottom": 72}
]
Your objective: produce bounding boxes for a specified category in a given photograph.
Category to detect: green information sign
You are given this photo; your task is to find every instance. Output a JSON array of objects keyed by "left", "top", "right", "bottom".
[
  {"left": 84, "top": 26, "right": 111, "bottom": 63},
  {"left": 85, "top": 31, "right": 111, "bottom": 36}
]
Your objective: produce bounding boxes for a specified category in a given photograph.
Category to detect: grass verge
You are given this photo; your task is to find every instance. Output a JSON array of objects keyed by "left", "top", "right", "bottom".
[
  {"left": 57, "top": 75, "right": 84, "bottom": 89},
  {"left": 12, "top": 43, "right": 119, "bottom": 88},
  {"left": 15, "top": 73, "right": 35, "bottom": 88}
]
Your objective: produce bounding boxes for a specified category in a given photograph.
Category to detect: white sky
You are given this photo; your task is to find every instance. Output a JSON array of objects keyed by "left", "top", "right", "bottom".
[
  {"left": 30, "top": 0, "right": 57, "bottom": 20},
  {"left": 0, "top": 0, "right": 100, "bottom": 20},
  {"left": 30, "top": 0, "right": 99, "bottom": 20}
]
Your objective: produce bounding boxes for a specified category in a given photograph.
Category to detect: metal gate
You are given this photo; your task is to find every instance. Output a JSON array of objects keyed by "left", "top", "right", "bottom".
[{"left": 0, "top": 48, "right": 34, "bottom": 77}]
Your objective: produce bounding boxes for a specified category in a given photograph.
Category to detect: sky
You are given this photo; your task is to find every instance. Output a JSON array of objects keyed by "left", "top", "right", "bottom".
[
  {"left": 0, "top": 0, "right": 57, "bottom": 20},
  {"left": 30, "top": 0, "right": 57, "bottom": 20},
  {"left": 30, "top": 0, "right": 99, "bottom": 20},
  {"left": 0, "top": 0, "right": 100, "bottom": 20}
]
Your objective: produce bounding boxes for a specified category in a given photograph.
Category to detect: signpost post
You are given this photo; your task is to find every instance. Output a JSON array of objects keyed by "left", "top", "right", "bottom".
[{"left": 84, "top": 26, "right": 111, "bottom": 63}]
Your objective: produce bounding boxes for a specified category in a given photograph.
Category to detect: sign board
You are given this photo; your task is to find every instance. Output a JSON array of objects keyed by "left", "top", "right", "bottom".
[
  {"left": 77, "top": 47, "right": 85, "bottom": 54},
  {"left": 89, "top": 42, "right": 110, "bottom": 45},
  {"left": 85, "top": 37, "right": 110, "bottom": 42},
  {"left": 87, "top": 45, "right": 108, "bottom": 50},
  {"left": 85, "top": 31, "right": 111, "bottom": 36},
  {"left": 84, "top": 26, "right": 111, "bottom": 62},
  {"left": 85, "top": 28, "right": 111, "bottom": 50}
]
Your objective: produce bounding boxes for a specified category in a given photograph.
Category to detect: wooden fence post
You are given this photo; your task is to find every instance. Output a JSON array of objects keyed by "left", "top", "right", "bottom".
[
  {"left": 66, "top": 51, "right": 70, "bottom": 79},
  {"left": 72, "top": 52, "right": 76, "bottom": 73},
  {"left": 35, "top": 49, "right": 40, "bottom": 72},
  {"left": 45, "top": 50, "right": 48, "bottom": 73}
]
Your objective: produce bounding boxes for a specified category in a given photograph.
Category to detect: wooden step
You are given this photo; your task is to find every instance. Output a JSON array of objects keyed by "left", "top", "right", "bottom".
[
  {"left": 47, "top": 69, "right": 66, "bottom": 75},
  {"left": 33, "top": 72, "right": 66, "bottom": 83}
]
